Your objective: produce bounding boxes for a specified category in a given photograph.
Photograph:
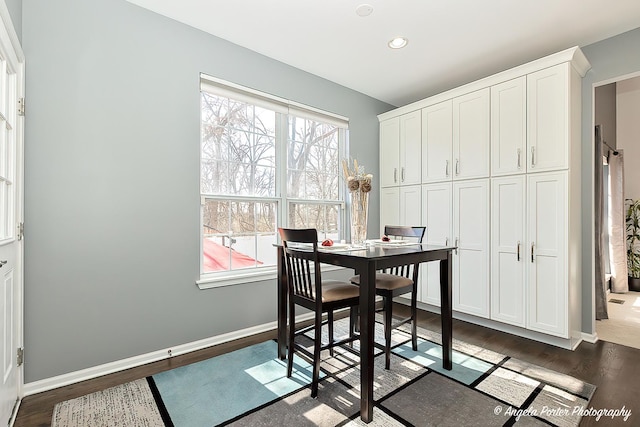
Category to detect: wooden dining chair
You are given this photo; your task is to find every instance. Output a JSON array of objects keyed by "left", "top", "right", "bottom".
[
  {"left": 350, "top": 225, "right": 425, "bottom": 369},
  {"left": 279, "top": 228, "right": 360, "bottom": 398}
]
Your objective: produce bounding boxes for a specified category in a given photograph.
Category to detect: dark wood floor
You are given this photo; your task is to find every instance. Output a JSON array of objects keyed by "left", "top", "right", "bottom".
[{"left": 15, "top": 305, "right": 640, "bottom": 426}]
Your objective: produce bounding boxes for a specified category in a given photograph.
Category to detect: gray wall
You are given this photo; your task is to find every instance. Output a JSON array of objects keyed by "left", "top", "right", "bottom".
[
  {"left": 22, "top": 0, "right": 392, "bottom": 382},
  {"left": 581, "top": 27, "right": 640, "bottom": 334},
  {"left": 5, "top": 0, "right": 21, "bottom": 42}
]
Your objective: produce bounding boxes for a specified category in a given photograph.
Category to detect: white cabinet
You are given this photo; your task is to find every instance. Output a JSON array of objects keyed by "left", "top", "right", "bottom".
[
  {"left": 453, "top": 89, "right": 490, "bottom": 180},
  {"left": 379, "top": 185, "right": 421, "bottom": 235},
  {"left": 400, "top": 111, "right": 422, "bottom": 185},
  {"left": 491, "top": 77, "right": 527, "bottom": 176},
  {"left": 378, "top": 47, "right": 588, "bottom": 348},
  {"left": 491, "top": 176, "right": 526, "bottom": 327},
  {"left": 527, "top": 172, "right": 568, "bottom": 337},
  {"left": 453, "top": 179, "right": 490, "bottom": 318},
  {"left": 380, "top": 117, "right": 400, "bottom": 187},
  {"left": 422, "top": 101, "right": 453, "bottom": 183},
  {"left": 419, "top": 183, "right": 452, "bottom": 306},
  {"left": 527, "top": 64, "right": 569, "bottom": 172},
  {"left": 380, "top": 111, "right": 421, "bottom": 188},
  {"left": 380, "top": 187, "right": 400, "bottom": 232}
]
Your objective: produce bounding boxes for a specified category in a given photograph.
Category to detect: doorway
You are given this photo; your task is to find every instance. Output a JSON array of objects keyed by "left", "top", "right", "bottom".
[{"left": 594, "top": 73, "right": 640, "bottom": 349}]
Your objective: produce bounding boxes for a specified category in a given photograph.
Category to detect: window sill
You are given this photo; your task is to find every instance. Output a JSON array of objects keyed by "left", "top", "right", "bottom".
[{"left": 197, "top": 264, "right": 346, "bottom": 290}]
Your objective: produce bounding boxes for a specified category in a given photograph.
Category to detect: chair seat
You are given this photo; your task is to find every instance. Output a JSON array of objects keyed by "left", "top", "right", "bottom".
[
  {"left": 321, "top": 280, "right": 360, "bottom": 302},
  {"left": 349, "top": 273, "right": 414, "bottom": 291}
]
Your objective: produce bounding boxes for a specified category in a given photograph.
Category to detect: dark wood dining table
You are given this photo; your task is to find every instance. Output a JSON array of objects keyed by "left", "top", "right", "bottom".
[{"left": 276, "top": 242, "right": 455, "bottom": 423}]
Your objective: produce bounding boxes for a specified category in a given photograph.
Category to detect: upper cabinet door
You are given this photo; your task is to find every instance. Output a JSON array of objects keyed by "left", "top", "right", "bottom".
[
  {"left": 491, "top": 77, "right": 527, "bottom": 176},
  {"left": 400, "top": 111, "right": 422, "bottom": 186},
  {"left": 453, "top": 89, "right": 490, "bottom": 180},
  {"left": 380, "top": 117, "right": 401, "bottom": 187},
  {"left": 527, "top": 64, "right": 569, "bottom": 172},
  {"left": 422, "top": 100, "right": 453, "bottom": 183}
]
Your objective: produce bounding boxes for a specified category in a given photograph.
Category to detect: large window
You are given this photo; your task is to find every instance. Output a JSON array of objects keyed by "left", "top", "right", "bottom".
[{"left": 199, "top": 75, "right": 348, "bottom": 284}]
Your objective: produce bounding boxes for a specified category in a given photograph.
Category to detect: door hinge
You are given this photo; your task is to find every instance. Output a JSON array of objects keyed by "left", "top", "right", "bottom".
[
  {"left": 17, "top": 222, "right": 23, "bottom": 240},
  {"left": 16, "top": 348, "right": 23, "bottom": 367},
  {"left": 17, "top": 97, "right": 24, "bottom": 116}
]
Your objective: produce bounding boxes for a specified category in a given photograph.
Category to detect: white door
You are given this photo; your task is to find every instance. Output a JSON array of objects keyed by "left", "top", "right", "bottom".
[
  {"left": 420, "top": 183, "right": 452, "bottom": 305},
  {"left": 0, "top": 6, "right": 23, "bottom": 425},
  {"left": 490, "top": 176, "right": 526, "bottom": 326},
  {"left": 399, "top": 185, "right": 421, "bottom": 226},
  {"left": 453, "top": 89, "right": 490, "bottom": 180},
  {"left": 421, "top": 100, "right": 452, "bottom": 183},
  {"left": 380, "top": 187, "right": 400, "bottom": 235},
  {"left": 527, "top": 63, "right": 569, "bottom": 172},
  {"left": 491, "top": 77, "right": 526, "bottom": 176},
  {"left": 399, "top": 111, "right": 421, "bottom": 186},
  {"left": 527, "top": 172, "right": 567, "bottom": 337},
  {"left": 380, "top": 117, "right": 400, "bottom": 187},
  {"left": 453, "top": 179, "right": 490, "bottom": 318}
]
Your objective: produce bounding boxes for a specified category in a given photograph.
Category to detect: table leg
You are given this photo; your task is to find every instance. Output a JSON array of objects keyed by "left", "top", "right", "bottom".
[
  {"left": 277, "top": 246, "right": 287, "bottom": 360},
  {"left": 359, "top": 262, "right": 376, "bottom": 423},
  {"left": 440, "top": 251, "right": 453, "bottom": 370}
]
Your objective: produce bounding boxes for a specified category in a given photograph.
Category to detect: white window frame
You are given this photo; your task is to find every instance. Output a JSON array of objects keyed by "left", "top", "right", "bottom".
[{"left": 198, "top": 74, "right": 349, "bottom": 289}]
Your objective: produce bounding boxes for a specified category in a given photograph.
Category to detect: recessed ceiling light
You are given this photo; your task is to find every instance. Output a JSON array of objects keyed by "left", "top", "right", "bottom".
[
  {"left": 356, "top": 4, "right": 374, "bottom": 17},
  {"left": 388, "top": 37, "right": 408, "bottom": 49}
]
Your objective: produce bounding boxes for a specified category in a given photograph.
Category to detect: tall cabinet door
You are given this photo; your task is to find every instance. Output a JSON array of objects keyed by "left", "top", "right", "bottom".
[
  {"left": 419, "top": 183, "right": 452, "bottom": 306},
  {"left": 400, "top": 111, "right": 422, "bottom": 186},
  {"left": 527, "top": 64, "right": 569, "bottom": 172},
  {"left": 527, "top": 172, "right": 567, "bottom": 337},
  {"left": 453, "top": 179, "right": 490, "bottom": 318},
  {"left": 453, "top": 89, "right": 490, "bottom": 180},
  {"left": 422, "top": 100, "right": 453, "bottom": 183},
  {"left": 491, "top": 77, "right": 526, "bottom": 176},
  {"left": 491, "top": 176, "right": 526, "bottom": 327},
  {"left": 380, "top": 117, "right": 400, "bottom": 187}
]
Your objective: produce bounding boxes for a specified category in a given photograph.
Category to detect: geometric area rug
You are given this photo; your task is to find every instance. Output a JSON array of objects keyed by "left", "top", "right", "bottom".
[{"left": 51, "top": 319, "right": 596, "bottom": 427}]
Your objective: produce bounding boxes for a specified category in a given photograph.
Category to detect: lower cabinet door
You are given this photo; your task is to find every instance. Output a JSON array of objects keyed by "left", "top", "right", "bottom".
[
  {"left": 490, "top": 176, "right": 526, "bottom": 327},
  {"left": 453, "top": 179, "right": 490, "bottom": 318},
  {"left": 527, "top": 172, "right": 568, "bottom": 337},
  {"left": 420, "top": 183, "right": 452, "bottom": 306}
]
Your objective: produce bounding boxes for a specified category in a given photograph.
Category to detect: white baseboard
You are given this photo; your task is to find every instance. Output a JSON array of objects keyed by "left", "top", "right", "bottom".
[
  {"left": 23, "top": 312, "right": 315, "bottom": 397},
  {"left": 581, "top": 332, "right": 599, "bottom": 344}
]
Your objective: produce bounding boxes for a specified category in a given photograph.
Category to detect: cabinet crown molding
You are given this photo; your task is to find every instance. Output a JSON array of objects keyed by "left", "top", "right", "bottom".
[{"left": 378, "top": 46, "right": 591, "bottom": 121}]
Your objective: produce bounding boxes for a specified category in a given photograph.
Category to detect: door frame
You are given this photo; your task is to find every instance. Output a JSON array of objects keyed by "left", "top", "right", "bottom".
[
  {"left": 0, "top": 1, "right": 24, "bottom": 423},
  {"left": 591, "top": 70, "right": 640, "bottom": 339}
]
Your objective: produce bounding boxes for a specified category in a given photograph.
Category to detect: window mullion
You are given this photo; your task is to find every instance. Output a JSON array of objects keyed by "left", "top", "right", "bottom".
[{"left": 276, "top": 112, "right": 288, "bottom": 231}]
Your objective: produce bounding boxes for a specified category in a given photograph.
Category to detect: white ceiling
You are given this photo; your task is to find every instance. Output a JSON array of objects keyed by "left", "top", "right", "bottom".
[{"left": 127, "top": 0, "right": 640, "bottom": 107}]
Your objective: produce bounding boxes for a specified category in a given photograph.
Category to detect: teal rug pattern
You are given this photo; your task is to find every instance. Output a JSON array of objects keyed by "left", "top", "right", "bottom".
[
  {"left": 52, "top": 318, "right": 597, "bottom": 427},
  {"left": 151, "top": 340, "right": 320, "bottom": 427}
]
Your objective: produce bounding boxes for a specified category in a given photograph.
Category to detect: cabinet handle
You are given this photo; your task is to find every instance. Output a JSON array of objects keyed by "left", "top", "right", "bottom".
[
  {"left": 454, "top": 238, "right": 459, "bottom": 255},
  {"left": 531, "top": 242, "right": 535, "bottom": 263},
  {"left": 401, "top": 167, "right": 406, "bottom": 182},
  {"left": 445, "top": 160, "right": 449, "bottom": 177},
  {"left": 445, "top": 238, "right": 449, "bottom": 246},
  {"left": 394, "top": 168, "right": 398, "bottom": 183},
  {"left": 531, "top": 146, "right": 536, "bottom": 167},
  {"left": 455, "top": 159, "right": 460, "bottom": 175},
  {"left": 517, "top": 241, "right": 521, "bottom": 261},
  {"left": 517, "top": 149, "right": 521, "bottom": 169}
]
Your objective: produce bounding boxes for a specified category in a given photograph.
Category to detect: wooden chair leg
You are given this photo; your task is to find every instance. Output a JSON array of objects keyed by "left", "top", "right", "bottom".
[
  {"left": 311, "top": 310, "right": 322, "bottom": 398},
  {"left": 349, "top": 307, "right": 357, "bottom": 347},
  {"left": 384, "top": 295, "right": 392, "bottom": 370},
  {"left": 287, "top": 298, "right": 295, "bottom": 378},
  {"left": 328, "top": 310, "right": 334, "bottom": 357},
  {"left": 411, "top": 286, "right": 418, "bottom": 351}
]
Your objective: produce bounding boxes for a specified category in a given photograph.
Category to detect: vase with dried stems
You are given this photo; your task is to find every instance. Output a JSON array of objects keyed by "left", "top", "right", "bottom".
[{"left": 342, "top": 158, "right": 372, "bottom": 245}]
